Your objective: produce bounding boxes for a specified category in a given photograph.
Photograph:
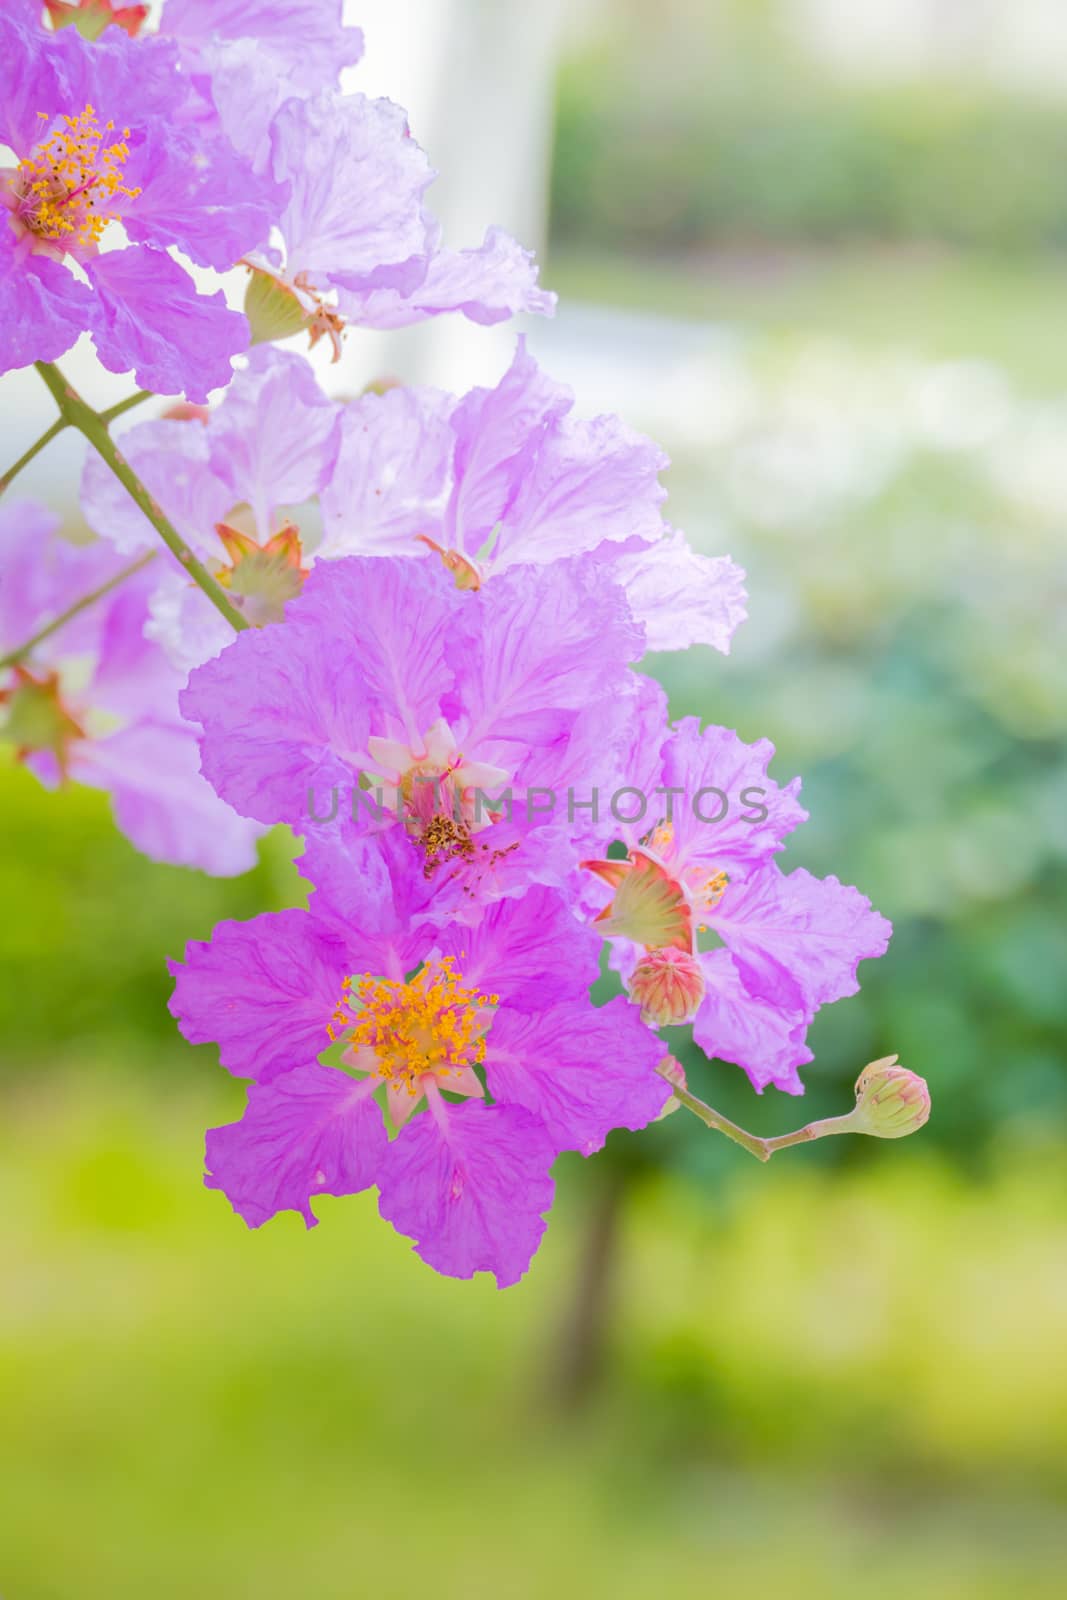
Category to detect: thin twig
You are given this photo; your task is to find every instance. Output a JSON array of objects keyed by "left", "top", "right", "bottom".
[
  {"left": 33, "top": 362, "right": 248, "bottom": 633},
  {"left": 0, "top": 550, "right": 159, "bottom": 671}
]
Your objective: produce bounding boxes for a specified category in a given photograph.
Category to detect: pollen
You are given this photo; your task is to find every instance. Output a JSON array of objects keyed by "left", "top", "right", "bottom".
[
  {"left": 420, "top": 813, "right": 476, "bottom": 877},
  {"left": 329, "top": 957, "right": 495, "bottom": 1094},
  {"left": 17, "top": 104, "right": 140, "bottom": 248},
  {"left": 696, "top": 868, "right": 729, "bottom": 912}
]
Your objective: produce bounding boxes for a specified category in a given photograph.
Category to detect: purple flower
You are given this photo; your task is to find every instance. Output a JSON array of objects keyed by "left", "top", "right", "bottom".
[
  {"left": 321, "top": 338, "right": 746, "bottom": 651},
  {"left": 160, "top": 1, "right": 363, "bottom": 88},
  {"left": 169, "top": 829, "right": 668, "bottom": 1284},
  {"left": 243, "top": 98, "right": 553, "bottom": 353},
  {"left": 80, "top": 346, "right": 341, "bottom": 667},
  {"left": 1, "top": 13, "right": 278, "bottom": 397},
  {"left": 180, "top": 549, "right": 656, "bottom": 908},
  {"left": 0, "top": 498, "right": 262, "bottom": 874},
  {"left": 584, "top": 716, "right": 890, "bottom": 1094}
]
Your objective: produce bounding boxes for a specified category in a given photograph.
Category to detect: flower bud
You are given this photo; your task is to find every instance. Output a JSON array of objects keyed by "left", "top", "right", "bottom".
[
  {"left": 627, "top": 947, "right": 705, "bottom": 1027},
  {"left": 850, "top": 1055, "right": 930, "bottom": 1139}
]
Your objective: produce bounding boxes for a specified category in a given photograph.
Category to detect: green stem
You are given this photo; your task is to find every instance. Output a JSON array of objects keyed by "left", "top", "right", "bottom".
[
  {"left": 0, "top": 550, "right": 158, "bottom": 671},
  {"left": 99, "top": 389, "right": 154, "bottom": 426},
  {"left": 660, "top": 1062, "right": 864, "bottom": 1161},
  {"left": 0, "top": 418, "right": 68, "bottom": 497},
  {"left": 658, "top": 1063, "right": 770, "bottom": 1161},
  {"left": 33, "top": 362, "right": 248, "bottom": 633},
  {"left": 762, "top": 1114, "right": 858, "bottom": 1156}
]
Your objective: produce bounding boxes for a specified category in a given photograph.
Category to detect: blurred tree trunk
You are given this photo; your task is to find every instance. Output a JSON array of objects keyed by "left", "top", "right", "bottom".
[{"left": 546, "top": 1164, "right": 628, "bottom": 1412}]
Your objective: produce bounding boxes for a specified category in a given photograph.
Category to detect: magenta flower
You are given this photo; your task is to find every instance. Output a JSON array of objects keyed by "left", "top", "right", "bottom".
[
  {"left": 180, "top": 549, "right": 656, "bottom": 906},
  {"left": 321, "top": 339, "right": 746, "bottom": 651},
  {"left": 0, "top": 498, "right": 262, "bottom": 874},
  {"left": 169, "top": 829, "right": 667, "bottom": 1284},
  {"left": 1, "top": 12, "right": 279, "bottom": 397}
]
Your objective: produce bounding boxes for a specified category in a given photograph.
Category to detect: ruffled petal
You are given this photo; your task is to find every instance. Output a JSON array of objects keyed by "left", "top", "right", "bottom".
[
  {"left": 86, "top": 245, "right": 249, "bottom": 402},
  {"left": 297, "top": 824, "right": 438, "bottom": 980},
  {"left": 181, "top": 555, "right": 455, "bottom": 826},
  {"left": 0, "top": 227, "right": 91, "bottom": 376},
  {"left": 435, "top": 885, "right": 601, "bottom": 1011},
  {"left": 168, "top": 908, "right": 350, "bottom": 1079},
  {"left": 485, "top": 996, "right": 669, "bottom": 1155},
  {"left": 123, "top": 122, "right": 279, "bottom": 271},
  {"left": 447, "top": 553, "right": 643, "bottom": 756},
  {"left": 693, "top": 950, "right": 813, "bottom": 1095},
  {"left": 377, "top": 1098, "right": 555, "bottom": 1288},
  {"left": 208, "top": 346, "right": 340, "bottom": 532},
  {"left": 268, "top": 91, "right": 432, "bottom": 292},
  {"left": 710, "top": 865, "right": 892, "bottom": 1019},
  {"left": 319, "top": 386, "right": 455, "bottom": 557},
  {"left": 607, "top": 531, "right": 749, "bottom": 655},
  {"left": 74, "top": 716, "right": 263, "bottom": 876},
  {"left": 659, "top": 716, "right": 807, "bottom": 877},
  {"left": 493, "top": 411, "right": 669, "bottom": 573},
  {"left": 337, "top": 226, "right": 555, "bottom": 330},
  {"left": 205, "top": 1065, "right": 387, "bottom": 1228},
  {"left": 163, "top": 0, "right": 363, "bottom": 88},
  {"left": 444, "top": 337, "right": 571, "bottom": 556}
]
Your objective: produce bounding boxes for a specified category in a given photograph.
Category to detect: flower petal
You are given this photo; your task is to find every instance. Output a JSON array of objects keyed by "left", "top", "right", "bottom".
[
  {"left": 168, "top": 908, "right": 349, "bottom": 1080},
  {"left": 0, "top": 228, "right": 92, "bottom": 376},
  {"left": 205, "top": 1065, "right": 387, "bottom": 1228},
  {"left": 485, "top": 996, "right": 669, "bottom": 1155},
  {"left": 693, "top": 950, "right": 813, "bottom": 1095},
  {"left": 86, "top": 245, "right": 249, "bottom": 402},
  {"left": 435, "top": 885, "right": 601, "bottom": 1011},
  {"left": 710, "top": 865, "right": 892, "bottom": 1019},
  {"left": 377, "top": 1098, "right": 555, "bottom": 1288}
]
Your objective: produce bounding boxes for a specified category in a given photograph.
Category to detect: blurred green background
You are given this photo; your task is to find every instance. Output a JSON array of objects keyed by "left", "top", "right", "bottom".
[{"left": 3, "top": 1, "right": 1067, "bottom": 1595}]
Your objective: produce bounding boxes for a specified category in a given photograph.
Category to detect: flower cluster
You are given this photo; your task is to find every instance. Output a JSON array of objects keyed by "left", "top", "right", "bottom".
[
  {"left": 1, "top": 4, "right": 907, "bottom": 1286},
  {"left": 1, "top": 2, "right": 551, "bottom": 397}
]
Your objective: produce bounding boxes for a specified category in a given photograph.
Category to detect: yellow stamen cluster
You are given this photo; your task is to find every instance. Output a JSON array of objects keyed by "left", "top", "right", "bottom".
[
  {"left": 18, "top": 104, "right": 140, "bottom": 248},
  {"left": 329, "top": 957, "right": 498, "bottom": 1095}
]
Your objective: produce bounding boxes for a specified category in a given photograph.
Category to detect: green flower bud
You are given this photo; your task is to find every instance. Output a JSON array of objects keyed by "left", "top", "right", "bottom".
[{"left": 850, "top": 1055, "right": 931, "bottom": 1139}]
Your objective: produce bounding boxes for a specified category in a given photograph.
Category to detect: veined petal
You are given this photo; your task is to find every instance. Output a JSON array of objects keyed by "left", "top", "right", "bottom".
[
  {"left": 693, "top": 949, "right": 813, "bottom": 1095},
  {"left": 168, "top": 908, "right": 350, "bottom": 1080},
  {"left": 485, "top": 997, "right": 669, "bottom": 1156},
  {"left": 710, "top": 865, "right": 892, "bottom": 1019},
  {"left": 205, "top": 1065, "right": 387, "bottom": 1228},
  {"left": 377, "top": 1098, "right": 555, "bottom": 1288},
  {"left": 86, "top": 246, "right": 249, "bottom": 402}
]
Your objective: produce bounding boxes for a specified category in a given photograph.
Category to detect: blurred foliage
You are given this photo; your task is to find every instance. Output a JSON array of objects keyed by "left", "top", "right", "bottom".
[
  {"left": 536, "top": 246, "right": 1067, "bottom": 1174},
  {"left": 552, "top": 3, "right": 1067, "bottom": 253},
  {"left": 0, "top": 1073, "right": 1064, "bottom": 1599}
]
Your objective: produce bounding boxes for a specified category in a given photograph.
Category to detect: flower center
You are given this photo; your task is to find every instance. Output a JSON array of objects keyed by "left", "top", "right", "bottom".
[
  {"left": 644, "top": 819, "right": 729, "bottom": 915},
  {"left": 329, "top": 958, "right": 497, "bottom": 1123},
  {"left": 15, "top": 104, "right": 139, "bottom": 250},
  {"left": 366, "top": 719, "right": 510, "bottom": 877},
  {"left": 213, "top": 521, "right": 308, "bottom": 625}
]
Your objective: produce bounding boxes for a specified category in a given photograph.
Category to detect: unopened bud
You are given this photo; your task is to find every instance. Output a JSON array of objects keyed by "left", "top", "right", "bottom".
[
  {"left": 655, "top": 1054, "right": 687, "bottom": 1119},
  {"left": 628, "top": 947, "right": 705, "bottom": 1027},
  {"left": 850, "top": 1055, "right": 930, "bottom": 1139}
]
